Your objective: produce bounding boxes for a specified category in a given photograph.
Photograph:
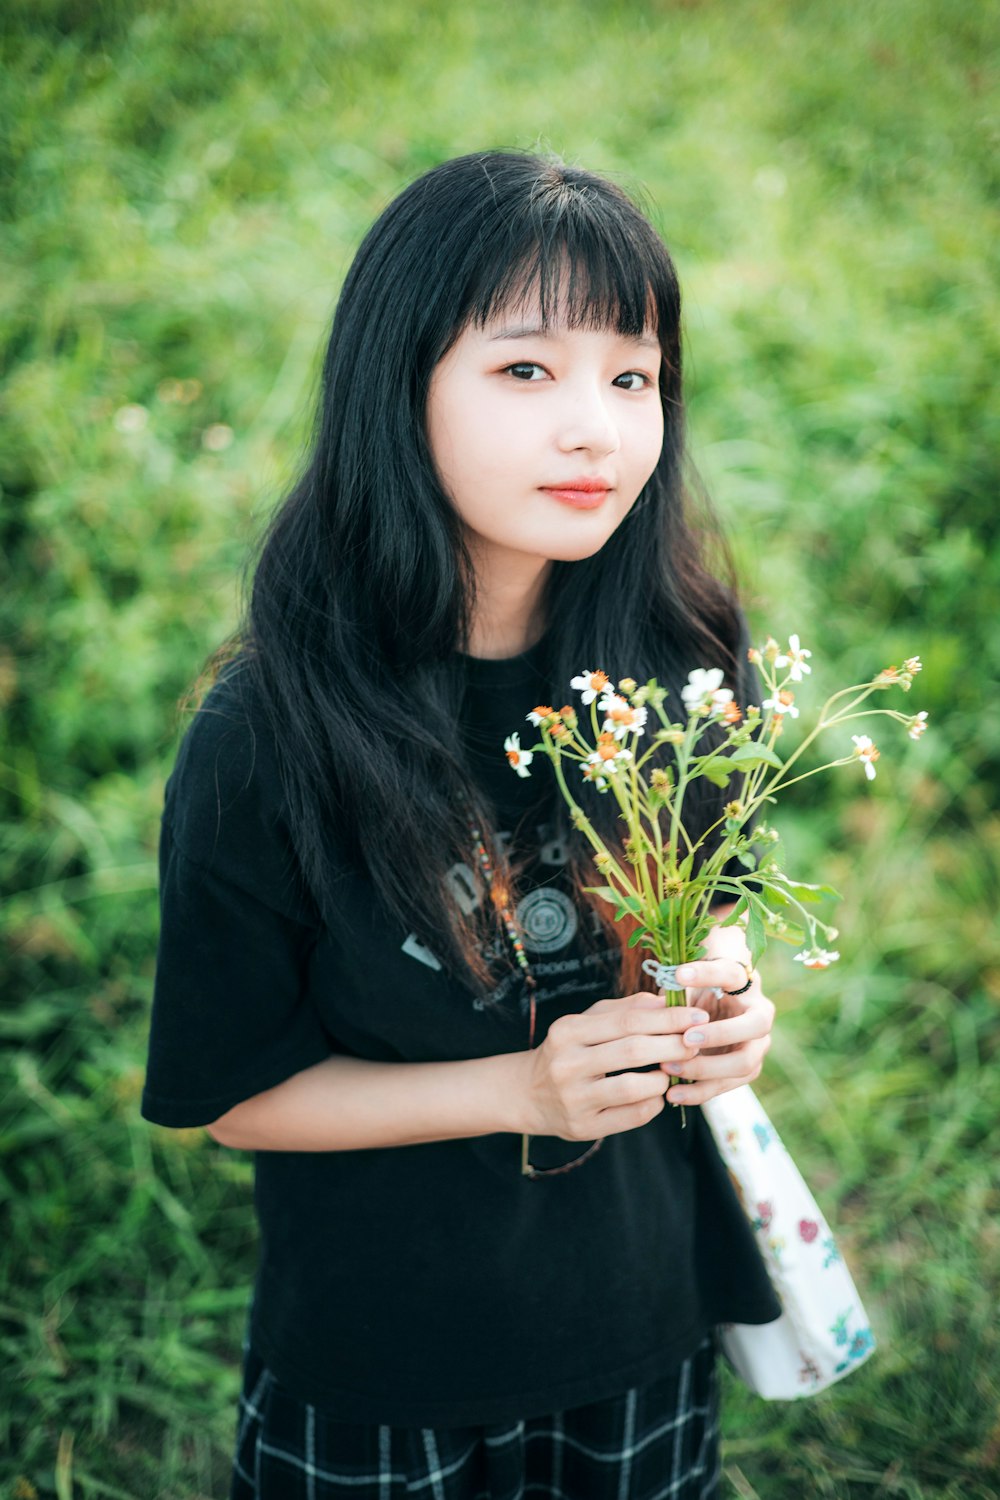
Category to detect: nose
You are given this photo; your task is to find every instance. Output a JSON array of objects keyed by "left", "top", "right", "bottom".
[{"left": 556, "top": 380, "right": 621, "bottom": 458}]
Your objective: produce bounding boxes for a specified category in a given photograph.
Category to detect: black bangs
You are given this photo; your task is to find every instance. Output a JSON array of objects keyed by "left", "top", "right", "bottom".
[{"left": 460, "top": 165, "right": 679, "bottom": 346}]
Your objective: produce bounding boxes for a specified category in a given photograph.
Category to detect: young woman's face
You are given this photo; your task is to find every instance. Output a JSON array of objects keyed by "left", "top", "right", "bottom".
[{"left": 426, "top": 299, "right": 665, "bottom": 576}]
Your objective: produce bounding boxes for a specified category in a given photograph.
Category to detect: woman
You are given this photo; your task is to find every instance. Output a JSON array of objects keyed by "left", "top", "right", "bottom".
[{"left": 143, "top": 150, "right": 781, "bottom": 1499}]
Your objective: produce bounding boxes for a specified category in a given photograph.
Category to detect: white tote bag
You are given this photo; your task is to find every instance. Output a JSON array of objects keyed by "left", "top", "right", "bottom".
[{"left": 702, "top": 1085, "right": 876, "bottom": 1399}]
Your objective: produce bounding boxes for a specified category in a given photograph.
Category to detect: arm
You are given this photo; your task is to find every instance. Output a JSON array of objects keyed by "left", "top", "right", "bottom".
[
  {"left": 205, "top": 993, "right": 714, "bottom": 1152},
  {"left": 206, "top": 1050, "right": 528, "bottom": 1151}
]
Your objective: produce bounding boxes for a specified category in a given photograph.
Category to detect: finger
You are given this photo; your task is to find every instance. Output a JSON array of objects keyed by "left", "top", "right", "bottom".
[
  {"left": 661, "top": 1037, "right": 769, "bottom": 1083},
  {"left": 592, "top": 1092, "right": 668, "bottom": 1136},
  {"left": 665, "top": 1069, "right": 763, "bottom": 1107},
  {"left": 674, "top": 958, "right": 751, "bottom": 994},
  {"left": 680, "top": 998, "right": 775, "bottom": 1052},
  {"left": 595, "top": 1069, "right": 671, "bottom": 1111},
  {"left": 586, "top": 990, "right": 682, "bottom": 1015},
  {"left": 587, "top": 1032, "right": 704, "bottom": 1076},
  {"left": 559, "top": 1003, "right": 711, "bottom": 1049}
]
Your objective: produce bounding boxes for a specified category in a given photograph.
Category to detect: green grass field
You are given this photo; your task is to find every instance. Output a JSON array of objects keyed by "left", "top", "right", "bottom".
[{"left": 2, "top": 2, "right": 998, "bottom": 1495}]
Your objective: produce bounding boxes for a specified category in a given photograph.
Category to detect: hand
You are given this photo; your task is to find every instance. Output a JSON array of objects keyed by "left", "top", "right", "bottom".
[
  {"left": 523, "top": 992, "right": 711, "bottom": 1141},
  {"left": 656, "top": 923, "right": 775, "bottom": 1107}
]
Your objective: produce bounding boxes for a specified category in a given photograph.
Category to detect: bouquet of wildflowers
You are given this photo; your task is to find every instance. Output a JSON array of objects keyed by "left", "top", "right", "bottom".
[{"left": 504, "top": 636, "right": 928, "bottom": 990}]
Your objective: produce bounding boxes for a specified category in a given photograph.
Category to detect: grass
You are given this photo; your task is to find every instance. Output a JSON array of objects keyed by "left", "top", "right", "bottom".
[{"left": 1, "top": 1, "right": 998, "bottom": 1494}]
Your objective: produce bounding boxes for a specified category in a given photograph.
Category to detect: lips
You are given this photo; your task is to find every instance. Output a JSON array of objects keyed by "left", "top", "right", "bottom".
[{"left": 540, "top": 477, "right": 613, "bottom": 510}]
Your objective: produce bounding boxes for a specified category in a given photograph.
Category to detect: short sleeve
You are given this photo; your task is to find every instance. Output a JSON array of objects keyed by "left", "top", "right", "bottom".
[{"left": 141, "top": 669, "right": 333, "bottom": 1128}]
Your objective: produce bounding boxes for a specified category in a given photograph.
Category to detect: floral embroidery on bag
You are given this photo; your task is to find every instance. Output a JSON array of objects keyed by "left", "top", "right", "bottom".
[
  {"left": 752, "top": 1201, "right": 774, "bottom": 1231},
  {"left": 833, "top": 1321, "right": 876, "bottom": 1373},
  {"left": 822, "top": 1235, "right": 842, "bottom": 1269},
  {"left": 753, "top": 1121, "right": 775, "bottom": 1152},
  {"left": 798, "top": 1218, "right": 819, "bottom": 1242}
]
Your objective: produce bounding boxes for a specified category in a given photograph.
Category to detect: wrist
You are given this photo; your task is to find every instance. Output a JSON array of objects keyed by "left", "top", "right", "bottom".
[{"left": 490, "top": 1047, "right": 541, "bottom": 1137}]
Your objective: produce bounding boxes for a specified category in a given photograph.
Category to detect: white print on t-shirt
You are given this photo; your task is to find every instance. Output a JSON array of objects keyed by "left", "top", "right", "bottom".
[
  {"left": 475, "top": 947, "right": 615, "bottom": 1012},
  {"left": 444, "top": 861, "right": 481, "bottom": 915},
  {"left": 400, "top": 933, "right": 443, "bottom": 971},
  {"left": 513, "top": 887, "right": 578, "bottom": 954},
  {"left": 400, "top": 823, "right": 593, "bottom": 980}
]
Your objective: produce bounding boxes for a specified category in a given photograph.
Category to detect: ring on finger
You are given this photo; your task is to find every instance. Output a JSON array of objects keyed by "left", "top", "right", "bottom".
[{"left": 722, "top": 960, "right": 754, "bottom": 997}]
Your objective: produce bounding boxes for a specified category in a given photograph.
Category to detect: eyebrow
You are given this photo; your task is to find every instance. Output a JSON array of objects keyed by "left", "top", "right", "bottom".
[{"left": 488, "top": 324, "right": 661, "bottom": 353}]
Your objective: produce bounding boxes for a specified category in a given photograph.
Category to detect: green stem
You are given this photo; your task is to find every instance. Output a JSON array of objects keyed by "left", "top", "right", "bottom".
[
  {"left": 757, "top": 684, "right": 880, "bottom": 796},
  {"left": 549, "top": 748, "right": 642, "bottom": 906}
]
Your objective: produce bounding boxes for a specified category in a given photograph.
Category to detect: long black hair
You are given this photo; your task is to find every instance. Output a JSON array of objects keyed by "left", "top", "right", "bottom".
[{"left": 242, "top": 150, "right": 748, "bottom": 988}]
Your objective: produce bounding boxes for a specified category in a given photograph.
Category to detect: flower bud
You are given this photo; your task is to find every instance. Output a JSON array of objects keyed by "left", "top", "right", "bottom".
[{"left": 618, "top": 677, "right": 637, "bottom": 695}]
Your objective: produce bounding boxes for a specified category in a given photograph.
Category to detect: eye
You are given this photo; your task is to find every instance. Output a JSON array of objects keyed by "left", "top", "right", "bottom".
[
  {"left": 612, "top": 371, "right": 654, "bottom": 392},
  {"left": 503, "top": 362, "right": 548, "bottom": 381}
]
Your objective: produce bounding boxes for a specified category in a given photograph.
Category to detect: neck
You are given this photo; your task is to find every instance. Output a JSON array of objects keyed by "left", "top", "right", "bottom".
[{"left": 465, "top": 545, "right": 551, "bottom": 660}]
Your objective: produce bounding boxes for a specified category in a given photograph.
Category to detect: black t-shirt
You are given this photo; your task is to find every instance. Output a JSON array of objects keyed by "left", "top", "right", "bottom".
[{"left": 142, "top": 644, "right": 779, "bottom": 1425}]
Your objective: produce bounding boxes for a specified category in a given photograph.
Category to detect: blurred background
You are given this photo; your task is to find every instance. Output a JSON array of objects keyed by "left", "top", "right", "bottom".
[{"left": 1, "top": 1, "right": 997, "bottom": 1495}]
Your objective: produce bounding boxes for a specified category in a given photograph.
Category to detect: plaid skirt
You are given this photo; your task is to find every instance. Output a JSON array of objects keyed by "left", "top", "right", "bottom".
[{"left": 230, "top": 1337, "right": 720, "bottom": 1499}]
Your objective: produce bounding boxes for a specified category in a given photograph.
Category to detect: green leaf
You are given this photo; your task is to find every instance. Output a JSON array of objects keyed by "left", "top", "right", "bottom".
[
  {"left": 777, "top": 877, "right": 841, "bottom": 901},
  {"left": 770, "top": 924, "right": 806, "bottom": 946},
  {"left": 697, "top": 759, "right": 733, "bottom": 788},
  {"left": 719, "top": 896, "right": 748, "bottom": 928},
  {"left": 730, "top": 742, "right": 784, "bottom": 769},
  {"left": 583, "top": 885, "right": 620, "bottom": 904},
  {"left": 628, "top": 926, "right": 651, "bottom": 948},
  {"left": 745, "top": 900, "right": 768, "bottom": 965}
]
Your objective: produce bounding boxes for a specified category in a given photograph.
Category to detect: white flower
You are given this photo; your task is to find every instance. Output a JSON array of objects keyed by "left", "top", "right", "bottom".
[
  {"left": 682, "top": 667, "right": 723, "bottom": 708},
  {"left": 851, "top": 734, "right": 879, "bottom": 780},
  {"left": 581, "top": 761, "right": 609, "bottom": 789},
  {"left": 763, "top": 690, "right": 799, "bottom": 718},
  {"left": 526, "top": 705, "right": 555, "bottom": 727},
  {"left": 598, "top": 692, "right": 648, "bottom": 741},
  {"left": 775, "top": 633, "right": 812, "bottom": 682},
  {"left": 570, "top": 669, "right": 612, "bottom": 705},
  {"left": 504, "top": 733, "right": 533, "bottom": 778},
  {"left": 681, "top": 667, "right": 734, "bottom": 717},
  {"left": 907, "top": 710, "right": 929, "bottom": 741},
  {"left": 793, "top": 948, "right": 841, "bottom": 970},
  {"left": 585, "top": 741, "right": 633, "bottom": 784}
]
